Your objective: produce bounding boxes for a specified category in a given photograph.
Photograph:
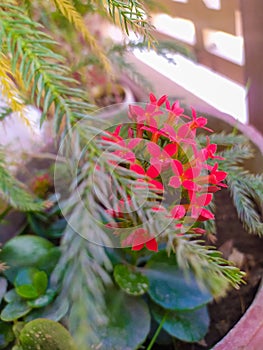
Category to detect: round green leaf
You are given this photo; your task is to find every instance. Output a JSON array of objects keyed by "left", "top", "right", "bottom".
[
  {"left": 0, "top": 321, "right": 15, "bottom": 349},
  {"left": 27, "top": 289, "right": 56, "bottom": 308},
  {"left": 0, "top": 277, "right": 7, "bottom": 304},
  {"left": 89, "top": 288, "right": 150, "bottom": 350},
  {"left": 0, "top": 235, "right": 56, "bottom": 283},
  {"left": 114, "top": 264, "right": 149, "bottom": 296},
  {"left": 16, "top": 285, "right": 39, "bottom": 300},
  {"left": 0, "top": 300, "right": 32, "bottom": 321},
  {"left": 19, "top": 319, "right": 76, "bottom": 350},
  {"left": 33, "top": 271, "right": 48, "bottom": 295},
  {"left": 15, "top": 268, "right": 48, "bottom": 299},
  {"left": 25, "top": 297, "right": 69, "bottom": 322},
  {"left": 4, "top": 289, "right": 21, "bottom": 303},
  {"left": 144, "top": 251, "right": 212, "bottom": 310},
  {"left": 152, "top": 303, "right": 210, "bottom": 343}
]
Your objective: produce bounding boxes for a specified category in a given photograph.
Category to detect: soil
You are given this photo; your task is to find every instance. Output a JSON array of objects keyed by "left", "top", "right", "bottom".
[{"left": 152, "top": 188, "right": 263, "bottom": 350}]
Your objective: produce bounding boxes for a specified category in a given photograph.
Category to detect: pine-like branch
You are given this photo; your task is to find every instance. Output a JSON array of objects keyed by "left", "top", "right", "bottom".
[
  {"left": 0, "top": 148, "right": 43, "bottom": 212},
  {"left": 167, "top": 234, "right": 246, "bottom": 297},
  {"left": 198, "top": 132, "right": 248, "bottom": 147},
  {"left": 226, "top": 167, "right": 263, "bottom": 236},
  {"left": 51, "top": 228, "right": 112, "bottom": 349},
  {"left": 0, "top": 53, "right": 29, "bottom": 125},
  {"left": 104, "top": 0, "right": 155, "bottom": 44},
  {"left": 0, "top": 2, "right": 94, "bottom": 135},
  {"left": 52, "top": 0, "right": 112, "bottom": 73}
]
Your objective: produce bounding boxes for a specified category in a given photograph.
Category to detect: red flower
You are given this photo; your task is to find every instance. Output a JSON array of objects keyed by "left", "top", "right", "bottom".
[
  {"left": 201, "top": 137, "right": 224, "bottom": 160},
  {"left": 187, "top": 108, "right": 213, "bottom": 133},
  {"left": 208, "top": 163, "right": 227, "bottom": 187},
  {"left": 169, "top": 159, "right": 202, "bottom": 192},
  {"left": 149, "top": 93, "right": 167, "bottom": 107},
  {"left": 122, "top": 228, "right": 158, "bottom": 251},
  {"left": 130, "top": 163, "right": 163, "bottom": 191},
  {"left": 147, "top": 142, "right": 177, "bottom": 170},
  {"left": 189, "top": 193, "right": 213, "bottom": 219},
  {"left": 169, "top": 205, "right": 186, "bottom": 219},
  {"left": 101, "top": 125, "right": 123, "bottom": 143}
]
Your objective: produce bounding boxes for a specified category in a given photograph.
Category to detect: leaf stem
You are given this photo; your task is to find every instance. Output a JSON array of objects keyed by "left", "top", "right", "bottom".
[{"left": 146, "top": 311, "right": 168, "bottom": 350}]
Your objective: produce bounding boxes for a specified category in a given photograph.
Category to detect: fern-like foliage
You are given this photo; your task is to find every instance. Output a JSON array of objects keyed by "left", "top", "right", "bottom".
[
  {"left": 198, "top": 131, "right": 248, "bottom": 147},
  {"left": 51, "top": 228, "right": 112, "bottom": 348},
  {"left": 52, "top": 0, "right": 111, "bottom": 73},
  {"left": 0, "top": 148, "right": 43, "bottom": 211},
  {"left": 104, "top": 0, "right": 155, "bottom": 43},
  {"left": 198, "top": 133, "right": 263, "bottom": 237},
  {"left": 226, "top": 167, "right": 263, "bottom": 236},
  {"left": 0, "top": 1, "right": 94, "bottom": 135},
  {"left": 169, "top": 234, "right": 246, "bottom": 297},
  {"left": 0, "top": 53, "right": 29, "bottom": 125}
]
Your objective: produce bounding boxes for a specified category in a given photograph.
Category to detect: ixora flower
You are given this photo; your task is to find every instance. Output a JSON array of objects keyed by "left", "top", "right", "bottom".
[{"left": 99, "top": 94, "right": 228, "bottom": 252}]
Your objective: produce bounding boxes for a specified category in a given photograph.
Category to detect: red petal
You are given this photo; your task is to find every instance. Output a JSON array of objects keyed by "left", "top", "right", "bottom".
[
  {"left": 130, "top": 164, "right": 145, "bottom": 175},
  {"left": 152, "top": 206, "right": 166, "bottom": 212},
  {"left": 147, "top": 142, "right": 161, "bottom": 157},
  {"left": 172, "top": 159, "right": 183, "bottom": 175},
  {"left": 146, "top": 164, "right": 160, "bottom": 178},
  {"left": 191, "top": 107, "right": 197, "bottom": 120},
  {"left": 198, "top": 208, "right": 215, "bottom": 221},
  {"left": 184, "top": 166, "right": 201, "bottom": 179},
  {"left": 114, "top": 125, "right": 122, "bottom": 135},
  {"left": 196, "top": 193, "right": 213, "bottom": 206},
  {"left": 130, "top": 105, "right": 145, "bottom": 117},
  {"left": 206, "top": 186, "right": 221, "bottom": 193},
  {"left": 192, "top": 227, "right": 206, "bottom": 234},
  {"left": 163, "top": 143, "right": 177, "bottom": 157},
  {"left": 169, "top": 176, "right": 181, "bottom": 188},
  {"left": 170, "top": 205, "right": 186, "bottom": 219},
  {"left": 149, "top": 93, "right": 157, "bottom": 103},
  {"left": 191, "top": 205, "right": 202, "bottom": 218},
  {"left": 146, "top": 238, "right": 158, "bottom": 251},
  {"left": 215, "top": 171, "right": 227, "bottom": 181},
  {"left": 196, "top": 117, "right": 207, "bottom": 127},
  {"left": 208, "top": 144, "right": 217, "bottom": 153},
  {"left": 157, "top": 95, "right": 167, "bottom": 106},
  {"left": 149, "top": 179, "right": 164, "bottom": 191},
  {"left": 182, "top": 180, "right": 201, "bottom": 191},
  {"left": 132, "top": 243, "right": 145, "bottom": 251},
  {"left": 128, "top": 138, "right": 141, "bottom": 149}
]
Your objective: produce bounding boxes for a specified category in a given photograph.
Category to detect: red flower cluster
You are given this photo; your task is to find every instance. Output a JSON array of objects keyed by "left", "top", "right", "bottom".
[{"left": 101, "top": 94, "right": 227, "bottom": 252}]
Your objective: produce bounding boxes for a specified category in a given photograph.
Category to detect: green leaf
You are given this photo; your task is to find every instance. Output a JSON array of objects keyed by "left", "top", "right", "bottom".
[
  {"left": 90, "top": 288, "right": 150, "bottom": 350},
  {"left": 14, "top": 268, "right": 48, "bottom": 299},
  {"left": 152, "top": 303, "right": 210, "bottom": 343},
  {"left": 4, "top": 289, "right": 21, "bottom": 303},
  {"left": 0, "top": 300, "right": 32, "bottom": 321},
  {"left": 0, "top": 321, "right": 15, "bottom": 349},
  {"left": 46, "top": 218, "right": 67, "bottom": 238},
  {"left": 144, "top": 251, "right": 212, "bottom": 310},
  {"left": 27, "top": 288, "right": 56, "bottom": 308},
  {"left": 25, "top": 297, "right": 69, "bottom": 322},
  {"left": 0, "top": 277, "right": 7, "bottom": 304},
  {"left": 16, "top": 285, "right": 39, "bottom": 300},
  {"left": 0, "top": 235, "right": 56, "bottom": 283},
  {"left": 33, "top": 271, "right": 48, "bottom": 295},
  {"left": 114, "top": 264, "right": 149, "bottom": 296}
]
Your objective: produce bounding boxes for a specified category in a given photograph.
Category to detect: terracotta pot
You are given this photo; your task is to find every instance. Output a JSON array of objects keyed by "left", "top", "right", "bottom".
[
  {"left": 204, "top": 113, "right": 263, "bottom": 350},
  {"left": 93, "top": 83, "right": 135, "bottom": 120}
]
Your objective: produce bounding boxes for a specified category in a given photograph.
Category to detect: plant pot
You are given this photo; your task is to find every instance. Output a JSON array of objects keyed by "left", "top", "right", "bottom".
[
  {"left": 204, "top": 113, "right": 263, "bottom": 350},
  {"left": 213, "top": 281, "right": 263, "bottom": 350},
  {"left": 93, "top": 82, "right": 135, "bottom": 120}
]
